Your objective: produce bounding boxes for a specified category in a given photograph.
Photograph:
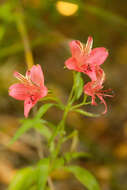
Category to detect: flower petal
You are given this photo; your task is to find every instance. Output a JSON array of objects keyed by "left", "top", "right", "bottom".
[
  {"left": 94, "top": 66, "right": 105, "bottom": 85},
  {"left": 91, "top": 95, "right": 97, "bottom": 105},
  {"left": 9, "top": 83, "right": 29, "bottom": 100},
  {"left": 84, "top": 83, "right": 97, "bottom": 105},
  {"left": 40, "top": 86, "right": 48, "bottom": 98},
  {"left": 82, "top": 64, "right": 97, "bottom": 81},
  {"left": 84, "top": 82, "right": 94, "bottom": 96},
  {"left": 97, "top": 95, "right": 107, "bottom": 114},
  {"left": 65, "top": 57, "right": 79, "bottom": 71},
  {"left": 86, "top": 70, "right": 97, "bottom": 81},
  {"left": 27, "top": 65, "right": 44, "bottom": 87},
  {"left": 70, "top": 40, "right": 83, "bottom": 59},
  {"left": 87, "top": 47, "right": 108, "bottom": 65},
  {"left": 24, "top": 96, "right": 37, "bottom": 117}
]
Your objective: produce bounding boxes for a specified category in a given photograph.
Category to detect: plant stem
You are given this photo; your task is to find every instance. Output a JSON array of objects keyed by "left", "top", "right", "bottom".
[
  {"left": 51, "top": 72, "right": 76, "bottom": 159},
  {"left": 67, "top": 71, "right": 76, "bottom": 104},
  {"left": 16, "top": 8, "right": 34, "bottom": 69},
  {"left": 71, "top": 101, "right": 91, "bottom": 110},
  {"left": 33, "top": 108, "right": 55, "bottom": 190},
  {"left": 35, "top": 131, "right": 44, "bottom": 158},
  {"left": 48, "top": 177, "right": 55, "bottom": 190},
  {"left": 35, "top": 131, "right": 55, "bottom": 190}
]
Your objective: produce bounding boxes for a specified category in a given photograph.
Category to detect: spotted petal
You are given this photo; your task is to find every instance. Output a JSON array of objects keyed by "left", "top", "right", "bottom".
[
  {"left": 24, "top": 96, "right": 37, "bottom": 117},
  {"left": 82, "top": 64, "right": 97, "bottom": 81}
]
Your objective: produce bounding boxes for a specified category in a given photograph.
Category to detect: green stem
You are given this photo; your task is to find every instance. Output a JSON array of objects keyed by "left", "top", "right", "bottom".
[
  {"left": 15, "top": 7, "right": 34, "bottom": 69},
  {"left": 50, "top": 72, "right": 76, "bottom": 159},
  {"left": 71, "top": 101, "right": 91, "bottom": 110},
  {"left": 52, "top": 106, "right": 69, "bottom": 159},
  {"left": 70, "top": 94, "right": 91, "bottom": 110},
  {"left": 67, "top": 71, "right": 76, "bottom": 104}
]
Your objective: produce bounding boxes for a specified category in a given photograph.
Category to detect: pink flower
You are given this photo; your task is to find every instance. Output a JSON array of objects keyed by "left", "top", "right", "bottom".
[
  {"left": 84, "top": 66, "right": 112, "bottom": 114},
  {"left": 65, "top": 36, "right": 108, "bottom": 81},
  {"left": 9, "top": 65, "right": 48, "bottom": 117}
]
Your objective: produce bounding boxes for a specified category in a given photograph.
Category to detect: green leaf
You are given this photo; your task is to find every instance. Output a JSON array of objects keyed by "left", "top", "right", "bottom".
[
  {"left": 35, "top": 103, "right": 54, "bottom": 119},
  {"left": 0, "top": 26, "right": 5, "bottom": 41},
  {"left": 65, "top": 166, "right": 100, "bottom": 190},
  {"left": 40, "top": 95, "right": 64, "bottom": 110},
  {"left": 30, "top": 186, "right": 37, "bottom": 190},
  {"left": 74, "top": 72, "right": 84, "bottom": 100},
  {"left": 9, "top": 117, "right": 52, "bottom": 145},
  {"left": 9, "top": 119, "right": 33, "bottom": 145},
  {"left": 0, "top": 3, "right": 14, "bottom": 22},
  {"left": 37, "top": 158, "right": 50, "bottom": 190},
  {"left": 35, "top": 120, "right": 51, "bottom": 139},
  {"left": 74, "top": 109, "right": 100, "bottom": 117},
  {"left": 64, "top": 152, "right": 91, "bottom": 162},
  {"left": 51, "top": 157, "right": 64, "bottom": 171},
  {"left": 48, "top": 123, "right": 60, "bottom": 146},
  {"left": 43, "top": 120, "right": 56, "bottom": 129},
  {"left": 8, "top": 167, "right": 37, "bottom": 190}
]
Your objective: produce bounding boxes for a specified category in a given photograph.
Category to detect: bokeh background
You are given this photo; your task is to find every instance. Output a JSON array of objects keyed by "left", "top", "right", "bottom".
[{"left": 0, "top": 0, "right": 127, "bottom": 189}]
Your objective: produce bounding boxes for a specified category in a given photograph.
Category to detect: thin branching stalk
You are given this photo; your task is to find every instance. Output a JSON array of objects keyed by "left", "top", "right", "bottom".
[{"left": 15, "top": 8, "right": 34, "bottom": 69}]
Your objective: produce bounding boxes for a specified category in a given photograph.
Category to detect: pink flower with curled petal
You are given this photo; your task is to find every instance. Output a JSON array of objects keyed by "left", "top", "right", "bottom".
[
  {"left": 84, "top": 66, "right": 112, "bottom": 114},
  {"left": 9, "top": 64, "right": 48, "bottom": 117},
  {"left": 65, "top": 36, "right": 108, "bottom": 81}
]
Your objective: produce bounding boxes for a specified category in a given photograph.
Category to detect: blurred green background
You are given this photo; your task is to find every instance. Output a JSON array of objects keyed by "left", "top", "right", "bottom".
[{"left": 0, "top": 0, "right": 127, "bottom": 189}]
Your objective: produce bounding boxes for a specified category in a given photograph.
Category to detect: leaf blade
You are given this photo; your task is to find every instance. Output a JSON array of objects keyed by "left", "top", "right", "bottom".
[
  {"left": 9, "top": 119, "right": 33, "bottom": 145},
  {"left": 8, "top": 167, "right": 37, "bottom": 190},
  {"left": 34, "top": 120, "right": 52, "bottom": 139},
  {"left": 74, "top": 72, "right": 84, "bottom": 100},
  {"left": 74, "top": 109, "right": 100, "bottom": 117},
  {"left": 65, "top": 166, "right": 100, "bottom": 190},
  {"left": 35, "top": 103, "right": 54, "bottom": 119},
  {"left": 64, "top": 152, "right": 91, "bottom": 162},
  {"left": 37, "top": 158, "right": 50, "bottom": 190}
]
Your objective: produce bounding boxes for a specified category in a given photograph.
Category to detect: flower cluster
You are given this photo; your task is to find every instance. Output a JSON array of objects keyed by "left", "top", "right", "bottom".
[
  {"left": 9, "top": 36, "right": 112, "bottom": 117},
  {"left": 65, "top": 36, "right": 112, "bottom": 113}
]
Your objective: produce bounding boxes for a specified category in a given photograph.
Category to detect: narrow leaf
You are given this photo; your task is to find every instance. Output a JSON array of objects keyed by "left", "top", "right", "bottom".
[
  {"left": 0, "top": 26, "right": 5, "bottom": 41},
  {"left": 51, "top": 157, "right": 64, "bottom": 171},
  {"left": 37, "top": 158, "right": 50, "bottom": 190},
  {"left": 64, "top": 152, "right": 91, "bottom": 162},
  {"left": 74, "top": 72, "right": 84, "bottom": 100},
  {"left": 34, "top": 120, "right": 51, "bottom": 139},
  {"left": 35, "top": 103, "right": 54, "bottom": 119},
  {"left": 65, "top": 166, "right": 100, "bottom": 190},
  {"left": 8, "top": 167, "right": 37, "bottom": 190},
  {"left": 9, "top": 119, "right": 33, "bottom": 145},
  {"left": 74, "top": 109, "right": 99, "bottom": 117}
]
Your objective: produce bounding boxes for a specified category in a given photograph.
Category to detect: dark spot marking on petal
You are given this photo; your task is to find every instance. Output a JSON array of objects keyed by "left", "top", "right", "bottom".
[
  {"left": 30, "top": 95, "right": 35, "bottom": 102},
  {"left": 87, "top": 64, "right": 92, "bottom": 71}
]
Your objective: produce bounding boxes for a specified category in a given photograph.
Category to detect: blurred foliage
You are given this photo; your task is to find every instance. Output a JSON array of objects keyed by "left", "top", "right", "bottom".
[{"left": 0, "top": 0, "right": 127, "bottom": 190}]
